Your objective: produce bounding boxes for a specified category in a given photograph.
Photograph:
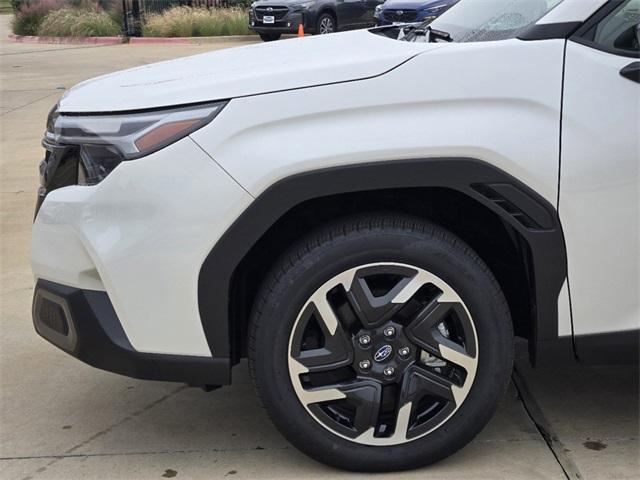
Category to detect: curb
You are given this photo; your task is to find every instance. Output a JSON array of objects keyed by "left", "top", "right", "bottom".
[
  {"left": 128, "top": 35, "right": 258, "bottom": 45},
  {"left": 8, "top": 34, "right": 125, "bottom": 45}
]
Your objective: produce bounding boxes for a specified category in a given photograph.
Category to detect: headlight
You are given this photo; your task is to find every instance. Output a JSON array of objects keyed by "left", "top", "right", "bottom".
[
  {"left": 290, "top": 0, "right": 314, "bottom": 11},
  {"left": 45, "top": 102, "right": 225, "bottom": 185},
  {"left": 374, "top": 5, "right": 383, "bottom": 17}
]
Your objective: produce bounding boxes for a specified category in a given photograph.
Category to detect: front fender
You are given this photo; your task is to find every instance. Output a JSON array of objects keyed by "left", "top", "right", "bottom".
[{"left": 197, "top": 158, "right": 567, "bottom": 374}]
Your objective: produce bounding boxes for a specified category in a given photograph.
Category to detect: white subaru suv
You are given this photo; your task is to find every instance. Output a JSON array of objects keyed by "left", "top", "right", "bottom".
[{"left": 31, "top": 0, "right": 639, "bottom": 471}]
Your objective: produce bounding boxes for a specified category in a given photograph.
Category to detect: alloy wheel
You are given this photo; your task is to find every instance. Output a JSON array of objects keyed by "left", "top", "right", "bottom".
[
  {"left": 319, "top": 17, "right": 335, "bottom": 34},
  {"left": 287, "top": 262, "right": 478, "bottom": 446}
]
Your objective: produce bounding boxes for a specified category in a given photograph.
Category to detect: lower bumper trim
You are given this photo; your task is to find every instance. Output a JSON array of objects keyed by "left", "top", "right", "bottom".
[
  {"left": 32, "top": 279, "right": 230, "bottom": 386},
  {"left": 249, "top": 26, "right": 300, "bottom": 34}
]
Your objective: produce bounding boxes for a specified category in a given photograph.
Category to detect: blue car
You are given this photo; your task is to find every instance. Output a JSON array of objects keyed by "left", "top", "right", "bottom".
[{"left": 375, "top": 0, "right": 458, "bottom": 26}]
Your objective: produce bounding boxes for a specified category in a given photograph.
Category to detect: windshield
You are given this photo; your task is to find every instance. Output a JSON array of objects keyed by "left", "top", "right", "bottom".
[{"left": 427, "top": 0, "right": 565, "bottom": 42}]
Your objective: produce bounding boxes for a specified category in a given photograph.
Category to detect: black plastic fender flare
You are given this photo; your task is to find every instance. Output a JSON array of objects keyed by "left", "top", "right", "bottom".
[{"left": 197, "top": 158, "right": 568, "bottom": 381}]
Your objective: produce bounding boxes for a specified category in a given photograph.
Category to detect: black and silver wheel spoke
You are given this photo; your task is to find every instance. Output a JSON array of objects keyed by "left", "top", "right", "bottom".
[
  {"left": 406, "top": 299, "right": 476, "bottom": 353},
  {"left": 290, "top": 294, "right": 353, "bottom": 373},
  {"left": 307, "top": 378, "right": 383, "bottom": 438},
  {"left": 288, "top": 263, "right": 479, "bottom": 446},
  {"left": 401, "top": 365, "right": 456, "bottom": 405},
  {"left": 344, "top": 266, "right": 416, "bottom": 329}
]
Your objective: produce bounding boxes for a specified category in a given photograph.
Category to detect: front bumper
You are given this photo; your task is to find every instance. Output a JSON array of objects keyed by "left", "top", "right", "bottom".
[
  {"left": 32, "top": 134, "right": 253, "bottom": 363},
  {"left": 33, "top": 279, "right": 229, "bottom": 385},
  {"left": 249, "top": 9, "right": 307, "bottom": 34}
]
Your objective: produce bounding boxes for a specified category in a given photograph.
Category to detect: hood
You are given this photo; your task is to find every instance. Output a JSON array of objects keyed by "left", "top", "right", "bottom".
[
  {"left": 58, "top": 30, "right": 434, "bottom": 113},
  {"left": 382, "top": 0, "right": 449, "bottom": 10}
]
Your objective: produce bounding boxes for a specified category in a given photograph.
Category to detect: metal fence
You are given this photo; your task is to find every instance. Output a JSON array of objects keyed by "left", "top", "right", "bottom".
[{"left": 141, "top": 0, "right": 221, "bottom": 13}]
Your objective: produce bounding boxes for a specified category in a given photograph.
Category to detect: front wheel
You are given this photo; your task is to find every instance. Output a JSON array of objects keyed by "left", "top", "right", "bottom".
[
  {"left": 316, "top": 13, "right": 336, "bottom": 34},
  {"left": 259, "top": 32, "right": 281, "bottom": 42},
  {"left": 249, "top": 214, "right": 514, "bottom": 471}
]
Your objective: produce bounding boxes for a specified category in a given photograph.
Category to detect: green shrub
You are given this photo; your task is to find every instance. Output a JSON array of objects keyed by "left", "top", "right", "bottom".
[
  {"left": 142, "top": 6, "right": 253, "bottom": 37},
  {"left": 102, "top": 0, "right": 122, "bottom": 26},
  {"left": 1, "top": 0, "right": 14, "bottom": 14},
  {"left": 11, "top": 0, "right": 65, "bottom": 35},
  {"left": 222, "top": 0, "right": 251, "bottom": 8},
  {"left": 68, "top": 0, "right": 123, "bottom": 25},
  {"left": 38, "top": 7, "right": 121, "bottom": 36}
]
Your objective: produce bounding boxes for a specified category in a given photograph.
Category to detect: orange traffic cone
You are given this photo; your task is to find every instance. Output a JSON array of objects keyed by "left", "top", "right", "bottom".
[{"left": 298, "top": 24, "right": 304, "bottom": 37}]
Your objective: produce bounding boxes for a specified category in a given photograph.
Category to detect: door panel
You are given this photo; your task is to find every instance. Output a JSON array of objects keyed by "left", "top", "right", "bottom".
[
  {"left": 336, "top": 0, "right": 366, "bottom": 28},
  {"left": 560, "top": 40, "right": 639, "bottom": 336}
]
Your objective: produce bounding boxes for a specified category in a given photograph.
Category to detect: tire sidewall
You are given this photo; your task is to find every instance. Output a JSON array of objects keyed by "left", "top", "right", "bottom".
[{"left": 251, "top": 221, "right": 513, "bottom": 471}]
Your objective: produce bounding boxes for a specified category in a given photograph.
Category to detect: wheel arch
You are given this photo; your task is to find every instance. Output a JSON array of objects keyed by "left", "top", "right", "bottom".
[
  {"left": 197, "top": 158, "right": 568, "bottom": 382},
  {"left": 316, "top": 6, "right": 338, "bottom": 28}
]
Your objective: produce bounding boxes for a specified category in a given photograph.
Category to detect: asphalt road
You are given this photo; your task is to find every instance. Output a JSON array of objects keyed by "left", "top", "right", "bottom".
[{"left": 1, "top": 15, "right": 638, "bottom": 480}]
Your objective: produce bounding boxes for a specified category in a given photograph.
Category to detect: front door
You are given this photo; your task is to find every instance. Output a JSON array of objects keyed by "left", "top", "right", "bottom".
[
  {"left": 336, "top": 0, "right": 367, "bottom": 28},
  {"left": 560, "top": 0, "right": 639, "bottom": 350}
]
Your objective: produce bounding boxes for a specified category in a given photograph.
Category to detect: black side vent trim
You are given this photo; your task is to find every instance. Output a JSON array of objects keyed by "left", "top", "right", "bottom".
[{"left": 471, "top": 183, "right": 555, "bottom": 231}]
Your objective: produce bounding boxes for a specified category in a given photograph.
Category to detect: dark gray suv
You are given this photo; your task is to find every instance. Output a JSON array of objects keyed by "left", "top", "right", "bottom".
[{"left": 249, "top": 0, "right": 383, "bottom": 41}]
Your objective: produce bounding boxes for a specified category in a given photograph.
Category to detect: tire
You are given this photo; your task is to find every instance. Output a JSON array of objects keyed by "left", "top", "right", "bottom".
[
  {"left": 248, "top": 214, "right": 513, "bottom": 472},
  {"left": 316, "top": 12, "right": 336, "bottom": 34},
  {"left": 259, "top": 32, "right": 281, "bottom": 42}
]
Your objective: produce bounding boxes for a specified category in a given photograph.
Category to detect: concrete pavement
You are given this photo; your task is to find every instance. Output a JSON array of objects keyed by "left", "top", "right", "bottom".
[{"left": 1, "top": 14, "right": 638, "bottom": 480}]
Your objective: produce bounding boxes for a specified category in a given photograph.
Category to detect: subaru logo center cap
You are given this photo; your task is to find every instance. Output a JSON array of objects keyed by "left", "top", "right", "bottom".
[{"left": 374, "top": 345, "right": 393, "bottom": 362}]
